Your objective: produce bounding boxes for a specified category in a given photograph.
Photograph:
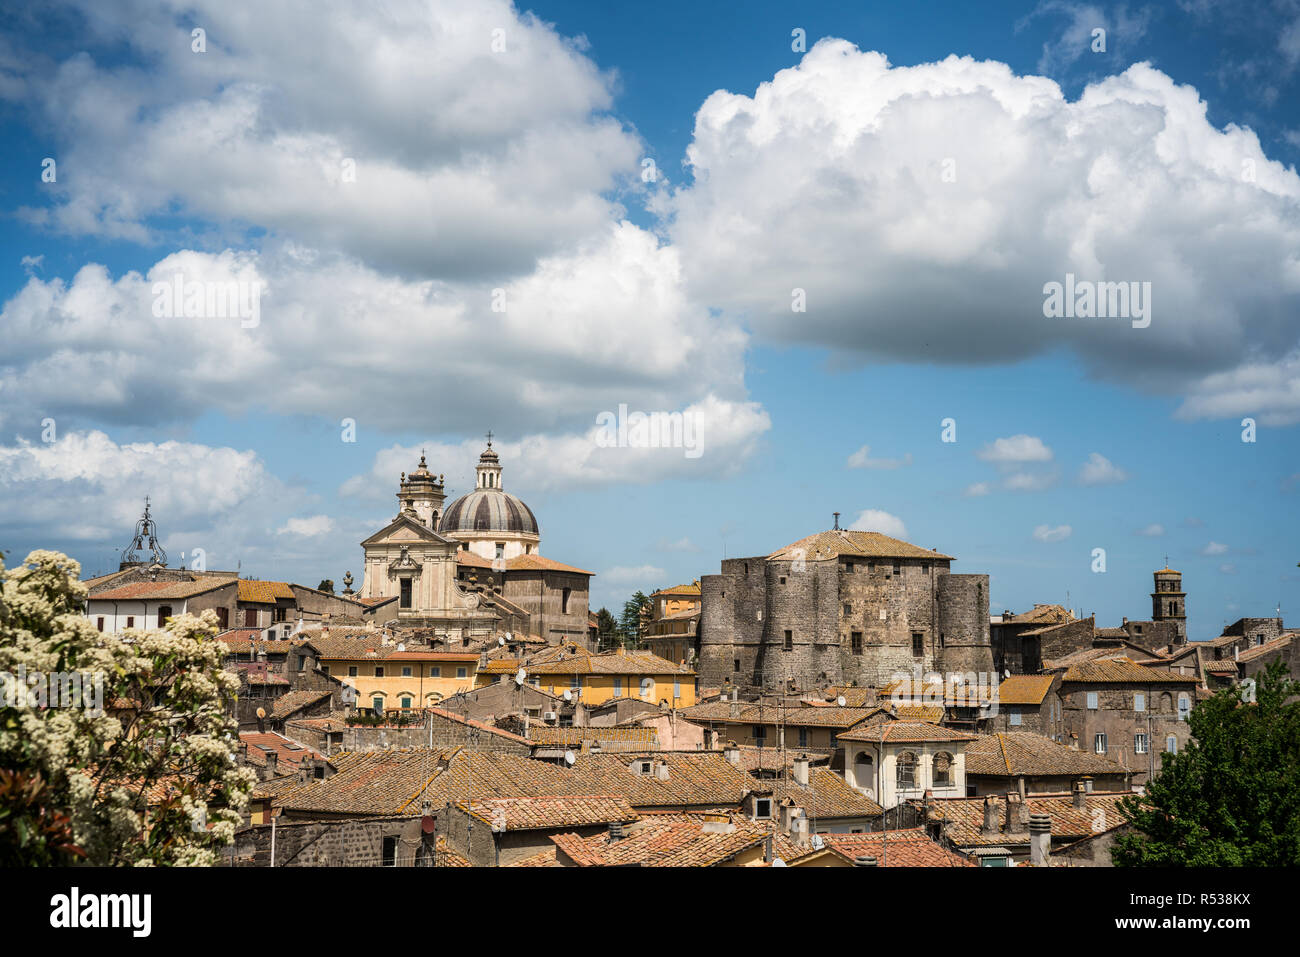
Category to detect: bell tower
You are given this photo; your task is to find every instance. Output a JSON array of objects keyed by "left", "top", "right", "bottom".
[
  {"left": 1151, "top": 561, "right": 1186, "bottom": 643},
  {"left": 475, "top": 432, "right": 504, "bottom": 490},
  {"left": 396, "top": 452, "right": 446, "bottom": 530}
]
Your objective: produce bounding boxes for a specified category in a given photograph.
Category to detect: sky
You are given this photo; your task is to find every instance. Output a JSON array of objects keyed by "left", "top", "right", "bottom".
[{"left": 0, "top": 0, "right": 1297, "bottom": 637}]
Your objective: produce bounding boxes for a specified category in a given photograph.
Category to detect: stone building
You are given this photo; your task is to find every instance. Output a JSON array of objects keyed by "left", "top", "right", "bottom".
[{"left": 698, "top": 528, "right": 992, "bottom": 693}]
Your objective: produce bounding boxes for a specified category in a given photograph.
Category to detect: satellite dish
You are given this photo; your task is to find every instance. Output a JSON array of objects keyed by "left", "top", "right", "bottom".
[
  {"left": 563, "top": 690, "right": 572, "bottom": 702},
  {"left": 256, "top": 707, "right": 266, "bottom": 719},
  {"left": 498, "top": 635, "right": 506, "bottom": 646},
  {"left": 564, "top": 750, "right": 576, "bottom": 766},
  {"left": 1004, "top": 669, "right": 1011, "bottom": 679},
  {"left": 772, "top": 858, "right": 787, "bottom": 867},
  {"left": 836, "top": 695, "right": 847, "bottom": 707},
  {"left": 505, "top": 631, "right": 513, "bottom": 641},
  {"left": 515, "top": 668, "right": 525, "bottom": 686},
  {"left": 397, "top": 642, "right": 405, "bottom": 652},
  {"left": 811, "top": 834, "right": 825, "bottom": 850}
]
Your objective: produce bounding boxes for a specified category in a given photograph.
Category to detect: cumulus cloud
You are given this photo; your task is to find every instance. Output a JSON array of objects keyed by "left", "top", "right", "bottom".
[
  {"left": 847, "top": 445, "right": 913, "bottom": 469},
  {"left": 1016, "top": 1, "right": 1153, "bottom": 77},
  {"left": 964, "top": 482, "right": 992, "bottom": 497},
  {"left": 1202, "top": 541, "right": 1229, "bottom": 555},
  {"left": 1078, "top": 451, "right": 1130, "bottom": 484},
  {"left": 1135, "top": 523, "right": 1165, "bottom": 536},
  {"left": 278, "top": 515, "right": 335, "bottom": 537},
  {"left": 601, "top": 565, "right": 667, "bottom": 586},
  {"left": 978, "top": 435, "right": 1054, "bottom": 464},
  {"left": 663, "top": 41, "right": 1300, "bottom": 423},
  {"left": 1033, "top": 523, "right": 1073, "bottom": 542},
  {"left": 848, "top": 509, "right": 907, "bottom": 539}
]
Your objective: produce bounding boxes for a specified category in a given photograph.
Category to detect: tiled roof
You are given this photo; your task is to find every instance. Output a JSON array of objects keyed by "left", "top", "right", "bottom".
[
  {"left": 528, "top": 726, "right": 661, "bottom": 749},
  {"left": 426, "top": 706, "right": 531, "bottom": 745},
  {"left": 965, "top": 733, "right": 1131, "bottom": 778},
  {"left": 926, "top": 792, "right": 1132, "bottom": 847},
  {"left": 434, "top": 835, "right": 472, "bottom": 867},
  {"left": 550, "top": 812, "right": 774, "bottom": 867},
  {"left": 995, "top": 675, "right": 1056, "bottom": 706},
  {"left": 1002, "top": 604, "right": 1075, "bottom": 625},
  {"left": 816, "top": 687, "right": 877, "bottom": 708},
  {"left": 732, "top": 746, "right": 836, "bottom": 773},
  {"left": 769, "top": 530, "right": 953, "bottom": 563},
  {"left": 893, "top": 704, "right": 945, "bottom": 722},
  {"left": 1061, "top": 658, "right": 1198, "bottom": 684},
  {"left": 790, "top": 828, "right": 974, "bottom": 867},
  {"left": 505, "top": 554, "right": 593, "bottom": 575},
  {"left": 269, "top": 690, "right": 333, "bottom": 720},
  {"left": 768, "top": 767, "right": 883, "bottom": 819},
  {"left": 517, "top": 648, "right": 694, "bottom": 677},
  {"left": 90, "top": 578, "right": 231, "bottom": 601},
  {"left": 566, "top": 752, "right": 758, "bottom": 810},
  {"left": 1204, "top": 660, "right": 1240, "bottom": 675},
  {"left": 839, "top": 720, "right": 979, "bottom": 744},
  {"left": 677, "top": 702, "right": 876, "bottom": 729},
  {"left": 457, "top": 795, "right": 638, "bottom": 831},
  {"left": 652, "top": 581, "right": 701, "bottom": 597},
  {"left": 304, "top": 634, "right": 397, "bottom": 660},
  {"left": 1235, "top": 635, "right": 1292, "bottom": 663},
  {"left": 239, "top": 732, "right": 324, "bottom": 769},
  {"left": 507, "top": 848, "right": 560, "bottom": 867},
  {"left": 237, "top": 580, "right": 295, "bottom": 603}
]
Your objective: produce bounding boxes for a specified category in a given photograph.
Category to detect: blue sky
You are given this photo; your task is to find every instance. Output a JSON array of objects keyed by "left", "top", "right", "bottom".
[{"left": 0, "top": 0, "right": 1297, "bottom": 635}]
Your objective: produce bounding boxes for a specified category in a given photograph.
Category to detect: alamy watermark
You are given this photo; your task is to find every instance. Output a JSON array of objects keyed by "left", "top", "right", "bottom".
[
  {"left": 888, "top": 667, "right": 1001, "bottom": 717},
  {"left": 1043, "top": 273, "right": 1151, "bottom": 328},
  {"left": 594, "top": 404, "right": 703, "bottom": 459},
  {"left": 152, "top": 273, "right": 262, "bottom": 328},
  {"left": 1, "top": 666, "right": 104, "bottom": 716}
]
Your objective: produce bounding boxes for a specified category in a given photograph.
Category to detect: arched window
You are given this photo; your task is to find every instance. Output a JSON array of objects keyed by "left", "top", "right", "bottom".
[
  {"left": 854, "top": 751, "right": 874, "bottom": 791},
  {"left": 1160, "top": 692, "right": 1173, "bottom": 711},
  {"left": 933, "top": 751, "right": 953, "bottom": 787},
  {"left": 640, "top": 677, "right": 654, "bottom": 700},
  {"left": 896, "top": 751, "right": 917, "bottom": 789}
]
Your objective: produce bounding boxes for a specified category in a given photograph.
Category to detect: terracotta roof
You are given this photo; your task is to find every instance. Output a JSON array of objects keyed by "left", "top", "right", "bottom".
[
  {"left": 270, "top": 690, "right": 333, "bottom": 720},
  {"left": 839, "top": 720, "right": 978, "bottom": 744},
  {"left": 769, "top": 530, "right": 953, "bottom": 563},
  {"left": 790, "top": 828, "right": 974, "bottom": 867},
  {"left": 1235, "top": 635, "right": 1292, "bottom": 663},
  {"left": 239, "top": 732, "right": 324, "bottom": 769},
  {"left": 90, "top": 578, "right": 231, "bottom": 601},
  {"left": 457, "top": 795, "right": 638, "bottom": 831},
  {"left": 1061, "top": 658, "right": 1198, "bottom": 684},
  {"left": 926, "top": 792, "right": 1132, "bottom": 847},
  {"left": 507, "top": 848, "right": 560, "bottom": 867},
  {"left": 732, "top": 746, "right": 836, "bottom": 774},
  {"left": 237, "top": 580, "right": 295, "bottom": 603},
  {"left": 427, "top": 706, "right": 531, "bottom": 745},
  {"left": 1204, "top": 660, "right": 1240, "bottom": 675},
  {"left": 816, "top": 687, "right": 877, "bottom": 708},
  {"left": 879, "top": 678, "right": 993, "bottom": 707},
  {"left": 677, "top": 702, "right": 876, "bottom": 729},
  {"left": 652, "top": 582, "right": 701, "bottom": 597},
  {"left": 355, "top": 595, "right": 397, "bottom": 606},
  {"left": 550, "top": 812, "right": 775, "bottom": 867},
  {"left": 965, "top": 733, "right": 1131, "bottom": 778},
  {"left": 434, "top": 835, "right": 472, "bottom": 867},
  {"left": 566, "top": 752, "right": 758, "bottom": 810},
  {"left": 995, "top": 675, "right": 1056, "bottom": 706},
  {"left": 767, "top": 767, "right": 883, "bottom": 819},
  {"left": 528, "top": 727, "right": 661, "bottom": 750},
  {"left": 516, "top": 649, "right": 694, "bottom": 677},
  {"left": 1001, "top": 604, "right": 1075, "bottom": 625},
  {"left": 505, "top": 554, "right": 593, "bottom": 575}
]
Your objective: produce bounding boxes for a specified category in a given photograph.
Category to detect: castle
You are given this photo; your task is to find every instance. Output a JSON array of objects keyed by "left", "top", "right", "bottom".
[{"left": 698, "top": 526, "right": 992, "bottom": 692}]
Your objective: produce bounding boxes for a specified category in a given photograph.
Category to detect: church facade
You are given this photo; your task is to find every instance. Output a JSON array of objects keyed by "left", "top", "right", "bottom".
[{"left": 359, "top": 440, "right": 592, "bottom": 646}]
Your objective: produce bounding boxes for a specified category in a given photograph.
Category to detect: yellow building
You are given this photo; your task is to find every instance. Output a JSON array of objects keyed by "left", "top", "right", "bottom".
[
  {"left": 476, "top": 645, "right": 697, "bottom": 708},
  {"left": 306, "top": 634, "right": 480, "bottom": 710}
]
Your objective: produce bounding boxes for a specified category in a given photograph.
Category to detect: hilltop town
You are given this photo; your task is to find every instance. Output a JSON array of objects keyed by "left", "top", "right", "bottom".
[{"left": 76, "top": 441, "right": 1299, "bottom": 868}]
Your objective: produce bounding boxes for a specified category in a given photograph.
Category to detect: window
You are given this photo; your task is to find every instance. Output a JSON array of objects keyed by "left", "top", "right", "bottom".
[
  {"left": 896, "top": 751, "right": 917, "bottom": 789},
  {"left": 429, "top": 666, "right": 440, "bottom": 677},
  {"left": 844, "top": 561, "right": 854, "bottom": 573},
  {"left": 381, "top": 836, "right": 397, "bottom": 867},
  {"left": 1086, "top": 692, "right": 1099, "bottom": 710},
  {"left": 1134, "top": 693, "right": 1145, "bottom": 712},
  {"left": 244, "top": 608, "right": 257, "bottom": 627},
  {"left": 1134, "top": 623, "right": 1142, "bottom": 634},
  {"left": 893, "top": 563, "right": 901, "bottom": 576},
  {"left": 1009, "top": 711, "right": 1022, "bottom": 726},
  {"left": 348, "top": 666, "right": 358, "bottom": 677},
  {"left": 215, "top": 607, "right": 229, "bottom": 629},
  {"left": 912, "top": 633, "right": 924, "bottom": 657},
  {"left": 297, "top": 655, "right": 306, "bottom": 672},
  {"left": 375, "top": 667, "right": 384, "bottom": 677},
  {"left": 779, "top": 576, "right": 786, "bottom": 585},
  {"left": 754, "top": 725, "right": 767, "bottom": 743},
  {"left": 640, "top": 761, "right": 652, "bottom": 774},
  {"left": 613, "top": 677, "right": 622, "bottom": 697},
  {"left": 1166, "top": 735, "right": 1178, "bottom": 754},
  {"left": 125, "top": 616, "right": 135, "bottom": 628},
  {"left": 851, "top": 631, "right": 863, "bottom": 655},
  {"left": 798, "top": 727, "right": 809, "bottom": 748},
  {"left": 321, "top": 665, "right": 330, "bottom": 676},
  {"left": 784, "top": 630, "right": 793, "bottom": 651},
  {"left": 400, "top": 697, "right": 412, "bottom": 709},
  {"left": 562, "top": 587, "right": 571, "bottom": 614},
  {"left": 495, "top": 542, "right": 505, "bottom": 559},
  {"left": 843, "top": 603, "right": 852, "bottom": 616},
  {"left": 674, "top": 678, "right": 681, "bottom": 700},
  {"left": 401, "top": 666, "right": 412, "bottom": 677},
  {"left": 938, "top": 632, "right": 945, "bottom": 649},
  {"left": 157, "top": 605, "right": 172, "bottom": 627},
  {"left": 456, "top": 666, "right": 468, "bottom": 679},
  {"left": 1134, "top": 733, "right": 1149, "bottom": 754},
  {"left": 372, "top": 696, "right": 384, "bottom": 712},
  {"left": 1177, "top": 693, "right": 1190, "bottom": 721},
  {"left": 1160, "top": 692, "right": 1173, "bottom": 711},
  {"left": 640, "top": 677, "right": 653, "bottom": 700},
  {"left": 570, "top": 675, "right": 581, "bottom": 690},
  {"left": 755, "top": 798, "right": 772, "bottom": 819},
  {"left": 274, "top": 606, "right": 286, "bottom": 622},
  {"left": 96, "top": 617, "right": 104, "bottom": 632},
  {"left": 400, "top": 578, "right": 412, "bottom": 610},
  {"left": 1094, "top": 733, "right": 1107, "bottom": 754},
  {"left": 733, "top": 658, "right": 740, "bottom": 672},
  {"left": 933, "top": 751, "right": 953, "bottom": 787}
]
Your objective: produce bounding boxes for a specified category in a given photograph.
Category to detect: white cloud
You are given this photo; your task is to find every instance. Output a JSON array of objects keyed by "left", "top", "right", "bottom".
[
  {"left": 847, "top": 445, "right": 913, "bottom": 469},
  {"left": 600, "top": 565, "right": 667, "bottom": 587},
  {"left": 1202, "top": 541, "right": 1229, "bottom": 555},
  {"left": 656, "top": 537, "right": 701, "bottom": 553},
  {"left": 1078, "top": 451, "right": 1129, "bottom": 485},
  {"left": 278, "top": 515, "right": 335, "bottom": 537},
  {"left": 1017, "top": 1, "right": 1153, "bottom": 76},
  {"left": 848, "top": 509, "right": 907, "bottom": 539},
  {"left": 664, "top": 42, "right": 1300, "bottom": 424},
  {"left": 1219, "top": 562, "right": 1237, "bottom": 575},
  {"left": 964, "top": 482, "right": 991, "bottom": 497},
  {"left": 1033, "top": 523, "right": 1073, "bottom": 542},
  {"left": 978, "top": 435, "right": 1054, "bottom": 464},
  {"left": 1003, "top": 471, "right": 1059, "bottom": 492},
  {"left": 1135, "top": 523, "right": 1165, "bottom": 537}
]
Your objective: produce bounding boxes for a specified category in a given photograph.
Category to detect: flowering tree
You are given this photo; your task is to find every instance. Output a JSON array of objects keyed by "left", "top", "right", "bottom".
[{"left": 0, "top": 550, "right": 256, "bottom": 865}]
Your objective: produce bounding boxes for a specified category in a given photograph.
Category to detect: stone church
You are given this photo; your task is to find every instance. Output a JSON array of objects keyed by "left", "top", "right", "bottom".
[
  {"left": 359, "top": 439, "right": 592, "bottom": 646},
  {"left": 698, "top": 527, "right": 992, "bottom": 692}
]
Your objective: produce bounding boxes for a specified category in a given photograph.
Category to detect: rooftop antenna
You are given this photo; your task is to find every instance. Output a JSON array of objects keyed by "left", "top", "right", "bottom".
[{"left": 832, "top": 512, "right": 841, "bottom": 531}]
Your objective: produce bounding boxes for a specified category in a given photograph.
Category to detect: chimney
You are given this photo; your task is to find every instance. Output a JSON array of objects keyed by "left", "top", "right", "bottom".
[
  {"left": 723, "top": 743, "right": 740, "bottom": 766},
  {"left": 980, "top": 795, "right": 1000, "bottom": 836},
  {"left": 655, "top": 762, "right": 670, "bottom": 781},
  {"left": 1072, "top": 780, "right": 1087, "bottom": 810},
  {"left": 1004, "top": 792, "right": 1028, "bottom": 835},
  {"left": 853, "top": 855, "right": 878, "bottom": 867},
  {"left": 793, "top": 754, "right": 810, "bottom": 788},
  {"left": 1122, "top": 617, "right": 1128, "bottom": 626},
  {"left": 608, "top": 821, "right": 626, "bottom": 842},
  {"left": 732, "top": 687, "right": 739, "bottom": 702},
  {"left": 264, "top": 750, "right": 278, "bottom": 776},
  {"left": 1029, "top": 813, "right": 1052, "bottom": 866}
]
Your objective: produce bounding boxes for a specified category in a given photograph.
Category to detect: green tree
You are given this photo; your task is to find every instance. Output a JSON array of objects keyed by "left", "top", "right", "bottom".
[
  {"left": 1112, "top": 662, "right": 1300, "bottom": 866},
  {"left": 618, "top": 591, "right": 651, "bottom": 647},
  {"left": 594, "top": 607, "right": 618, "bottom": 650},
  {"left": 0, "top": 550, "right": 255, "bottom": 866}
]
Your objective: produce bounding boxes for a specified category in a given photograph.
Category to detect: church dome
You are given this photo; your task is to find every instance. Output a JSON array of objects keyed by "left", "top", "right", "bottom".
[{"left": 438, "top": 489, "right": 538, "bottom": 535}]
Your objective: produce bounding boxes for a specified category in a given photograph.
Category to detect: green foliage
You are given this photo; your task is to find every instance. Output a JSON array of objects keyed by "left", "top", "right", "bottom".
[
  {"left": 594, "top": 608, "right": 618, "bottom": 650},
  {"left": 1112, "top": 662, "right": 1300, "bottom": 866},
  {"left": 618, "top": 591, "right": 651, "bottom": 646},
  {"left": 0, "top": 550, "right": 255, "bottom": 866}
]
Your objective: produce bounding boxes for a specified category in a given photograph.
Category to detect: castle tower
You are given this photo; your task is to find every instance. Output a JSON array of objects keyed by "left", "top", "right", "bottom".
[
  {"left": 395, "top": 452, "right": 446, "bottom": 530},
  {"left": 474, "top": 435, "right": 503, "bottom": 490},
  {"left": 1151, "top": 564, "right": 1186, "bottom": 643}
]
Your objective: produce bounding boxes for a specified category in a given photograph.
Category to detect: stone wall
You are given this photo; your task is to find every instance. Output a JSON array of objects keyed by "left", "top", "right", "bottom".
[{"left": 229, "top": 815, "right": 429, "bottom": 867}]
